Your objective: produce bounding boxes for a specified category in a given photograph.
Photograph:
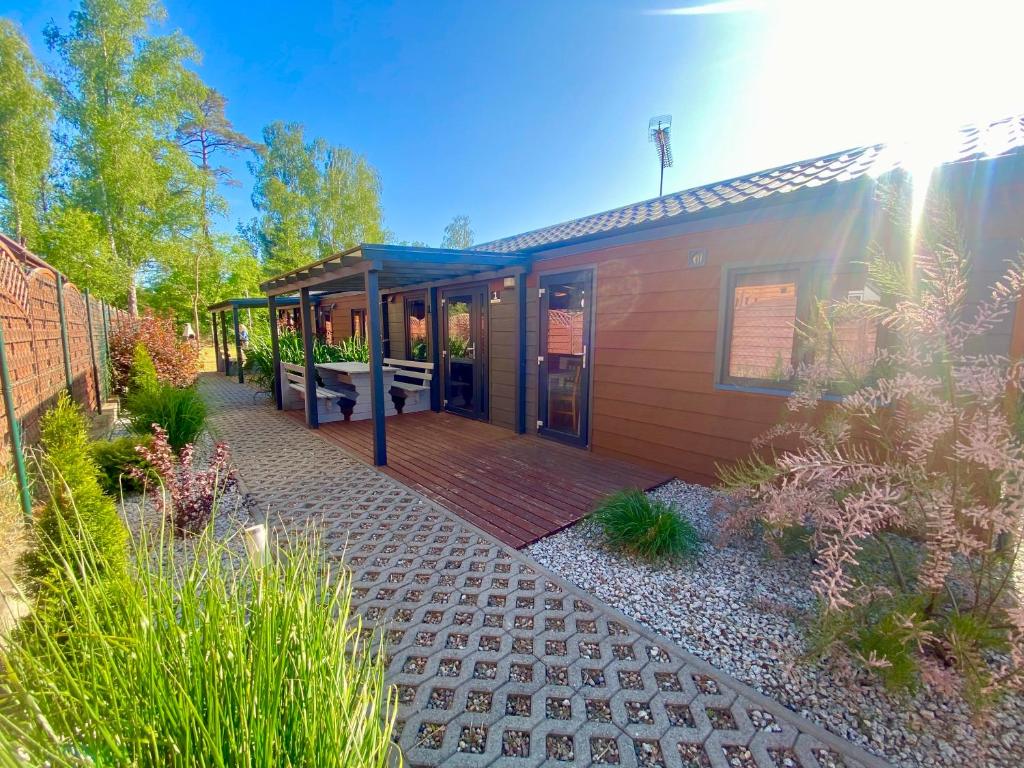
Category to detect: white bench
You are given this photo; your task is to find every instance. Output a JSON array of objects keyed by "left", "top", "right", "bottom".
[
  {"left": 279, "top": 362, "right": 356, "bottom": 423},
  {"left": 384, "top": 358, "right": 434, "bottom": 414}
]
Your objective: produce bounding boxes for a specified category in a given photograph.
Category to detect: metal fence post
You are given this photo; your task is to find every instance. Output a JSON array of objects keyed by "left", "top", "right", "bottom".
[
  {"left": 84, "top": 290, "right": 102, "bottom": 414},
  {"left": 0, "top": 321, "right": 32, "bottom": 519},
  {"left": 100, "top": 301, "right": 111, "bottom": 398},
  {"left": 56, "top": 274, "right": 74, "bottom": 393}
]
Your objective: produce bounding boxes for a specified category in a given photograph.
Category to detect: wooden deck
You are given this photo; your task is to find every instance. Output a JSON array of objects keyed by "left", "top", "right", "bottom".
[{"left": 288, "top": 410, "right": 673, "bottom": 548}]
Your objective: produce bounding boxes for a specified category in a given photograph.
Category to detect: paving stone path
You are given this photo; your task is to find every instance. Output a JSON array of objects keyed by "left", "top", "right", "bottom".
[{"left": 200, "top": 374, "right": 889, "bottom": 768}]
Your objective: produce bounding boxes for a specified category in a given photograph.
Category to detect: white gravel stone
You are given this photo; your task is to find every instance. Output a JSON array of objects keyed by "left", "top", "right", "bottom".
[
  {"left": 526, "top": 479, "right": 1024, "bottom": 768},
  {"left": 118, "top": 430, "right": 255, "bottom": 563}
]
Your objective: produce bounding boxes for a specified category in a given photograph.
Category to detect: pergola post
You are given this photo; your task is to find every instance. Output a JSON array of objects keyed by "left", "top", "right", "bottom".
[
  {"left": 211, "top": 311, "right": 220, "bottom": 372},
  {"left": 365, "top": 268, "right": 387, "bottom": 465},
  {"left": 267, "top": 294, "right": 282, "bottom": 409},
  {"left": 220, "top": 311, "right": 230, "bottom": 377},
  {"left": 515, "top": 274, "right": 527, "bottom": 434},
  {"left": 232, "top": 304, "right": 244, "bottom": 384},
  {"left": 427, "top": 285, "right": 441, "bottom": 412},
  {"left": 300, "top": 287, "right": 318, "bottom": 428}
]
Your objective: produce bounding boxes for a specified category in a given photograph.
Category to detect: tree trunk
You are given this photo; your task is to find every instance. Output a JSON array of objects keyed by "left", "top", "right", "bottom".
[{"left": 127, "top": 275, "right": 139, "bottom": 316}]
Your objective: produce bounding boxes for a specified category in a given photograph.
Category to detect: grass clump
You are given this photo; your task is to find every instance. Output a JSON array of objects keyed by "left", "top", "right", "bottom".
[
  {"left": 1, "top": 517, "right": 397, "bottom": 767},
  {"left": 593, "top": 488, "right": 699, "bottom": 561},
  {"left": 18, "top": 393, "right": 128, "bottom": 608},
  {"left": 126, "top": 384, "right": 207, "bottom": 453},
  {"left": 90, "top": 434, "right": 156, "bottom": 495}
]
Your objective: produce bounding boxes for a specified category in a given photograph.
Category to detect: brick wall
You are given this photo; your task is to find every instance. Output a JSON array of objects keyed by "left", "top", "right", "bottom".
[{"left": 0, "top": 235, "right": 127, "bottom": 451}]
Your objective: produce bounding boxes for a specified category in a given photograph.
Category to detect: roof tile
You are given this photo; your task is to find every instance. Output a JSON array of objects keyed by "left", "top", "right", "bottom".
[{"left": 475, "top": 115, "right": 1024, "bottom": 254}]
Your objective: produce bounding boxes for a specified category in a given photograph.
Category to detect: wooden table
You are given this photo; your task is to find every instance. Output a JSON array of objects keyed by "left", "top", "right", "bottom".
[{"left": 316, "top": 362, "right": 398, "bottom": 421}]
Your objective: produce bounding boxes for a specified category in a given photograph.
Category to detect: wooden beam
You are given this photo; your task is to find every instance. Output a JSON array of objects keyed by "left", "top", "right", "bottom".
[
  {"left": 266, "top": 259, "right": 381, "bottom": 296},
  {"left": 379, "top": 265, "right": 528, "bottom": 295},
  {"left": 268, "top": 294, "right": 282, "bottom": 409},
  {"left": 300, "top": 287, "right": 318, "bottom": 428},
  {"left": 365, "top": 268, "right": 387, "bottom": 465}
]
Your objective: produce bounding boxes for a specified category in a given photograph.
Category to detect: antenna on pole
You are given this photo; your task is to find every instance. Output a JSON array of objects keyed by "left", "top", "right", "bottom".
[{"left": 648, "top": 115, "right": 674, "bottom": 197}]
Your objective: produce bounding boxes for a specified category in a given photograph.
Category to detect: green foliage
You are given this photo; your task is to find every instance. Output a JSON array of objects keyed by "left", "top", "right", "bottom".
[
  {"left": 448, "top": 335, "right": 470, "bottom": 359},
  {"left": 45, "top": 0, "right": 205, "bottom": 312},
  {"left": 440, "top": 214, "right": 474, "bottom": 249},
  {"left": 129, "top": 342, "right": 159, "bottom": 396},
  {"left": 0, "top": 19, "right": 54, "bottom": 247},
  {"left": 335, "top": 335, "right": 370, "bottom": 363},
  {"left": 0, "top": 519, "right": 397, "bottom": 767},
  {"left": 809, "top": 595, "right": 930, "bottom": 694},
  {"left": 90, "top": 435, "right": 155, "bottom": 496},
  {"left": 249, "top": 121, "right": 385, "bottom": 274},
  {"left": 245, "top": 331, "right": 371, "bottom": 392},
  {"left": 18, "top": 393, "right": 128, "bottom": 609},
  {"left": 410, "top": 336, "right": 428, "bottom": 362},
  {"left": 127, "top": 384, "right": 207, "bottom": 453},
  {"left": 593, "top": 489, "right": 700, "bottom": 561},
  {"left": 110, "top": 312, "right": 200, "bottom": 394}
]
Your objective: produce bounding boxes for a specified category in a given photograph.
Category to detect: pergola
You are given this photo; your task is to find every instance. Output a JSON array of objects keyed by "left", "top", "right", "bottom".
[
  {"left": 260, "top": 244, "right": 529, "bottom": 466},
  {"left": 208, "top": 296, "right": 303, "bottom": 383}
]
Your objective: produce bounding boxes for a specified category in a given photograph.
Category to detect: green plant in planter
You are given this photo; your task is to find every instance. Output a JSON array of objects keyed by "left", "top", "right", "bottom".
[
  {"left": 593, "top": 489, "right": 699, "bottom": 561},
  {"left": 90, "top": 435, "right": 157, "bottom": 496},
  {"left": 335, "top": 335, "right": 370, "bottom": 363}
]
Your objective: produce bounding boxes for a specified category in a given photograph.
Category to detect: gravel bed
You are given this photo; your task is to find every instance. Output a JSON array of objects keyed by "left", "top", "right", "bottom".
[
  {"left": 118, "top": 430, "right": 255, "bottom": 564},
  {"left": 526, "top": 479, "right": 1024, "bottom": 768}
]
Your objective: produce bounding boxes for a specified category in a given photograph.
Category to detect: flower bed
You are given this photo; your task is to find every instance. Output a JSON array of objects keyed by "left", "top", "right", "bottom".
[{"left": 527, "top": 480, "right": 1024, "bottom": 768}]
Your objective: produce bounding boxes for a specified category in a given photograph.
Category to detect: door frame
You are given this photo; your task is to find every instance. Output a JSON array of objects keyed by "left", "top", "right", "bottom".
[
  {"left": 537, "top": 267, "right": 594, "bottom": 448},
  {"left": 441, "top": 283, "right": 489, "bottom": 420}
]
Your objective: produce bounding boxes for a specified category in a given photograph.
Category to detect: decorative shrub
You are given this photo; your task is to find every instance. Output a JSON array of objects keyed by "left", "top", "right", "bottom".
[
  {"left": 109, "top": 311, "right": 200, "bottom": 394},
  {"left": 0, "top": 520, "right": 397, "bottom": 766},
  {"left": 133, "top": 425, "right": 232, "bottom": 535},
  {"left": 127, "top": 384, "right": 207, "bottom": 453},
  {"left": 245, "top": 331, "right": 371, "bottom": 392},
  {"left": 593, "top": 489, "right": 699, "bottom": 561},
  {"left": 719, "top": 187, "right": 1024, "bottom": 708},
  {"left": 128, "top": 342, "right": 159, "bottom": 397},
  {"left": 90, "top": 435, "right": 156, "bottom": 496},
  {"left": 18, "top": 393, "right": 128, "bottom": 608}
]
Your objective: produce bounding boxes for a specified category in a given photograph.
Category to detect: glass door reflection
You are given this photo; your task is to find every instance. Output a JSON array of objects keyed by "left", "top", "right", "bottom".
[{"left": 538, "top": 270, "right": 592, "bottom": 446}]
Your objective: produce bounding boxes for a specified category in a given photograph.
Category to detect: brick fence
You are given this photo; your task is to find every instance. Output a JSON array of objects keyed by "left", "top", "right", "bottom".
[{"left": 0, "top": 234, "right": 128, "bottom": 452}]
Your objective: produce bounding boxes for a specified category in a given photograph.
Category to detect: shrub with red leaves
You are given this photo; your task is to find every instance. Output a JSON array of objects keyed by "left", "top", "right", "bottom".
[
  {"left": 109, "top": 311, "right": 200, "bottom": 394},
  {"left": 132, "top": 424, "right": 233, "bottom": 536}
]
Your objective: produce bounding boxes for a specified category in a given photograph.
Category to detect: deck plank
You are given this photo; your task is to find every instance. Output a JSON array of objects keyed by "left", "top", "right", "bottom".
[{"left": 287, "top": 410, "right": 673, "bottom": 548}]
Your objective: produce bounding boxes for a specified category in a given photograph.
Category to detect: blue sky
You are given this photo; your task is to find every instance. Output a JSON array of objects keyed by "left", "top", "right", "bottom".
[{"left": 3, "top": 0, "right": 1023, "bottom": 246}]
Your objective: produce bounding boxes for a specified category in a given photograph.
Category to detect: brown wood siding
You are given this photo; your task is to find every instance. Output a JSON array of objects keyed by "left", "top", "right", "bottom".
[
  {"left": 323, "top": 293, "right": 367, "bottom": 343},
  {"left": 488, "top": 284, "right": 517, "bottom": 430},
  {"left": 524, "top": 163, "right": 1024, "bottom": 485}
]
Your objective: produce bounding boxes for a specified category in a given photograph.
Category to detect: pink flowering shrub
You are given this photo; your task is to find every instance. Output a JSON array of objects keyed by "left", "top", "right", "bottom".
[
  {"left": 720, "top": 187, "right": 1024, "bottom": 708},
  {"left": 110, "top": 311, "right": 200, "bottom": 395},
  {"left": 133, "top": 425, "right": 233, "bottom": 536}
]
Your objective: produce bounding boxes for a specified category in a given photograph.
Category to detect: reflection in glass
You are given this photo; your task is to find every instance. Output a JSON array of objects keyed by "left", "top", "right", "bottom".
[
  {"left": 728, "top": 272, "right": 798, "bottom": 381},
  {"left": 447, "top": 298, "right": 473, "bottom": 410},
  {"left": 545, "top": 283, "right": 585, "bottom": 437},
  {"left": 406, "top": 298, "right": 428, "bottom": 361}
]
